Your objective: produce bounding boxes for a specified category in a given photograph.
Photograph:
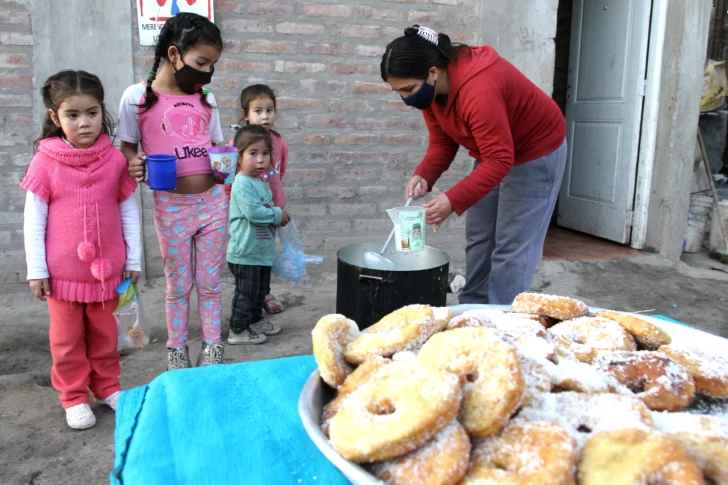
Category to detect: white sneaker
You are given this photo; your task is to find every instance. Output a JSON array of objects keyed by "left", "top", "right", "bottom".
[
  {"left": 227, "top": 328, "right": 267, "bottom": 345},
  {"left": 251, "top": 320, "right": 281, "bottom": 336},
  {"left": 97, "top": 391, "right": 121, "bottom": 412},
  {"left": 65, "top": 403, "right": 96, "bottom": 430}
]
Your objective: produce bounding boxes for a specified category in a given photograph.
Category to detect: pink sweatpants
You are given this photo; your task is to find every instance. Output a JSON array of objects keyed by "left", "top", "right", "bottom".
[
  {"left": 48, "top": 297, "right": 121, "bottom": 408},
  {"left": 153, "top": 185, "right": 228, "bottom": 348}
]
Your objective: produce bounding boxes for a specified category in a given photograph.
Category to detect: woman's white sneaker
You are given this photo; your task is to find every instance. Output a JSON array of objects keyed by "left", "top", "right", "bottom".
[
  {"left": 97, "top": 391, "right": 121, "bottom": 412},
  {"left": 65, "top": 403, "right": 96, "bottom": 430}
]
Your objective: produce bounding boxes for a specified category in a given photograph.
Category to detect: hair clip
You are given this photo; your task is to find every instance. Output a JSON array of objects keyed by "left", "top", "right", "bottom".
[
  {"left": 417, "top": 26, "right": 439, "bottom": 46},
  {"left": 260, "top": 168, "right": 277, "bottom": 182},
  {"left": 229, "top": 124, "right": 242, "bottom": 132}
]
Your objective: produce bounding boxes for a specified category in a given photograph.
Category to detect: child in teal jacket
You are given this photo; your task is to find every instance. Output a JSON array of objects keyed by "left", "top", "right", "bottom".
[{"left": 227, "top": 125, "right": 290, "bottom": 345}]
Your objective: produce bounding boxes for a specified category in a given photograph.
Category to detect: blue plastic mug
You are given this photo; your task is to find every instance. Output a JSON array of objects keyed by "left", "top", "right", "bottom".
[{"left": 146, "top": 154, "right": 177, "bottom": 191}]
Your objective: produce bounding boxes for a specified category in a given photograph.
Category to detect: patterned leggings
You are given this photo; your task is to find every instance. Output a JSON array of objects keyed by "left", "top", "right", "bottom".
[{"left": 153, "top": 185, "right": 228, "bottom": 348}]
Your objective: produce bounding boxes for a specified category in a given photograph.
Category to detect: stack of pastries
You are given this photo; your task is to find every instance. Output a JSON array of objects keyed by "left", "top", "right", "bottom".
[{"left": 310, "top": 293, "right": 728, "bottom": 485}]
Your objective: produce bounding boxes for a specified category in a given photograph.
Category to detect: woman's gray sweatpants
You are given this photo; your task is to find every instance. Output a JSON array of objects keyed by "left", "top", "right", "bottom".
[{"left": 458, "top": 139, "right": 567, "bottom": 305}]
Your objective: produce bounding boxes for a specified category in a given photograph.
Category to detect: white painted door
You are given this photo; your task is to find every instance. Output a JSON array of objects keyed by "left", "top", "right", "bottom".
[{"left": 557, "top": 0, "right": 652, "bottom": 243}]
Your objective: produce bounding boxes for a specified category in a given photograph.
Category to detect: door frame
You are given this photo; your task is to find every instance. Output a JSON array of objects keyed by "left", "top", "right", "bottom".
[
  {"left": 558, "top": 0, "right": 654, "bottom": 244},
  {"left": 631, "top": 0, "right": 668, "bottom": 249}
]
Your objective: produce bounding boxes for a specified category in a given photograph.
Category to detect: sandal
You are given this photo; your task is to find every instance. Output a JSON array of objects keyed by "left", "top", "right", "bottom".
[{"left": 263, "top": 294, "right": 285, "bottom": 314}]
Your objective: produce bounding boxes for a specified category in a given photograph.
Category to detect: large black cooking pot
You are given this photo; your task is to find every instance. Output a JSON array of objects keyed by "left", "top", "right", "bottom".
[{"left": 336, "top": 242, "right": 450, "bottom": 330}]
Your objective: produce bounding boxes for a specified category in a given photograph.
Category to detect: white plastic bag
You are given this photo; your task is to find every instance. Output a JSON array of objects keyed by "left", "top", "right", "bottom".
[
  {"left": 272, "top": 219, "right": 324, "bottom": 282},
  {"left": 114, "top": 279, "right": 149, "bottom": 351}
]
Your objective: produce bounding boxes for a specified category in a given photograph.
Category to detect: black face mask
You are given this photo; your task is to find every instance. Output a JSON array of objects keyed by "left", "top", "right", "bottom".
[
  {"left": 173, "top": 59, "right": 214, "bottom": 94},
  {"left": 401, "top": 80, "right": 436, "bottom": 110}
]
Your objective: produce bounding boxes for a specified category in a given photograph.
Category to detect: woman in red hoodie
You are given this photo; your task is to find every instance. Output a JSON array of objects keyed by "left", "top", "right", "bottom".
[{"left": 381, "top": 25, "right": 567, "bottom": 305}]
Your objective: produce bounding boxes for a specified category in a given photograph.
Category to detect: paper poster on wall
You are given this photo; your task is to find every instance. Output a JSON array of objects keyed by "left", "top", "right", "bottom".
[{"left": 137, "top": 0, "right": 214, "bottom": 46}]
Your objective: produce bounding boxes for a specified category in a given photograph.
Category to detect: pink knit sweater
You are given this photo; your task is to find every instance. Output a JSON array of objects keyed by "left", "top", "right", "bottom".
[{"left": 21, "top": 135, "right": 137, "bottom": 302}]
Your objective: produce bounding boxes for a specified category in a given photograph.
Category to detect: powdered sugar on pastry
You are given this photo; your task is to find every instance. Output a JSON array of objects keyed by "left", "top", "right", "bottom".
[
  {"left": 344, "top": 305, "right": 441, "bottom": 365},
  {"left": 595, "top": 310, "right": 671, "bottom": 350},
  {"left": 594, "top": 351, "right": 695, "bottom": 412},
  {"left": 370, "top": 419, "right": 471, "bottom": 485},
  {"left": 418, "top": 327, "right": 525, "bottom": 438},
  {"left": 312, "top": 314, "right": 360, "bottom": 388},
  {"left": 432, "top": 307, "right": 453, "bottom": 330},
  {"left": 320, "top": 356, "right": 391, "bottom": 436},
  {"left": 519, "top": 356, "right": 552, "bottom": 405},
  {"left": 515, "top": 334, "right": 626, "bottom": 395},
  {"left": 651, "top": 412, "right": 728, "bottom": 485},
  {"left": 446, "top": 309, "right": 505, "bottom": 330},
  {"left": 518, "top": 392, "right": 654, "bottom": 448},
  {"left": 462, "top": 419, "right": 578, "bottom": 485},
  {"left": 659, "top": 345, "right": 728, "bottom": 398},
  {"left": 651, "top": 412, "right": 728, "bottom": 438},
  {"left": 549, "top": 317, "right": 637, "bottom": 363},
  {"left": 329, "top": 360, "right": 462, "bottom": 463},
  {"left": 578, "top": 429, "right": 705, "bottom": 485},
  {"left": 512, "top": 292, "right": 589, "bottom": 320},
  {"left": 548, "top": 357, "right": 629, "bottom": 394},
  {"left": 392, "top": 350, "right": 418, "bottom": 362}
]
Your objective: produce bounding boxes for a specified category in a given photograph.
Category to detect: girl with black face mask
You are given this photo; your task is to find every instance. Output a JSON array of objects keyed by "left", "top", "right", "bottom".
[
  {"left": 381, "top": 25, "right": 567, "bottom": 306},
  {"left": 117, "top": 13, "right": 229, "bottom": 370}
]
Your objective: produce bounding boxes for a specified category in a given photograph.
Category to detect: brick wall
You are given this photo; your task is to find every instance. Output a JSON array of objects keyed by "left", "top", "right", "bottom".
[
  {"left": 0, "top": 0, "right": 34, "bottom": 282},
  {"left": 0, "top": 0, "right": 481, "bottom": 281},
  {"left": 133, "top": 0, "right": 478, "bottom": 276}
]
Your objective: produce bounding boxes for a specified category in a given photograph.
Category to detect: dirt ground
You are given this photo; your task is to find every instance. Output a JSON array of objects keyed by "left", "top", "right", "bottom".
[{"left": 0, "top": 253, "right": 727, "bottom": 485}]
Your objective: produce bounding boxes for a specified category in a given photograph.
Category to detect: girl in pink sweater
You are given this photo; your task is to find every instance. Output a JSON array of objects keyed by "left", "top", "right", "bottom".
[
  {"left": 118, "top": 13, "right": 226, "bottom": 370},
  {"left": 21, "top": 70, "right": 141, "bottom": 430},
  {"left": 224, "top": 84, "right": 289, "bottom": 320}
]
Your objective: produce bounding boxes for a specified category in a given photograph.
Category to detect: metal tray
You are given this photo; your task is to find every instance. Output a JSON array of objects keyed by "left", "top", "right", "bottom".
[{"left": 297, "top": 304, "right": 728, "bottom": 484}]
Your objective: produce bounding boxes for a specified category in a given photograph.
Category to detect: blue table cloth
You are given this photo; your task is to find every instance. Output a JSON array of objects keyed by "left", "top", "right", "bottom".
[{"left": 111, "top": 355, "right": 348, "bottom": 485}]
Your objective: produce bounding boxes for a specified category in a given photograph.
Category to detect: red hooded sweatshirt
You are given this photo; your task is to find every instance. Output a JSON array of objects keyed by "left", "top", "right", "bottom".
[{"left": 414, "top": 46, "right": 566, "bottom": 215}]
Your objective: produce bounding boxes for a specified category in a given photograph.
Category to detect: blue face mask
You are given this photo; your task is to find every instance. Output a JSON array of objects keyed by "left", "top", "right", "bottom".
[{"left": 401, "top": 80, "right": 436, "bottom": 110}]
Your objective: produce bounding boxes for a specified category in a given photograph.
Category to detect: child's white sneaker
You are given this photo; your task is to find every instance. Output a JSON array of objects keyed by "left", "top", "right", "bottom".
[
  {"left": 251, "top": 320, "right": 281, "bottom": 336},
  {"left": 65, "top": 403, "right": 96, "bottom": 430},
  {"left": 97, "top": 391, "right": 121, "bottom": 412},
  {"left": 227, "top": 328, "right": 267, "bottom": 345}
]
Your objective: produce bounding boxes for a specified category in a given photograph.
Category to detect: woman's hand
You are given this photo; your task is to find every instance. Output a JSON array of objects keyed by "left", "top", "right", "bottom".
[
  {"left": 29, "top": 278, "right": 50, "bottom": 301},
  {"left": 405, "top": 175, "right": 428, "bottom": 201},
  {"left": 124, "top": 270, "right": 141, "bottom": 284},
  {"left": 128, "top": 152, "right": 146, "bottom": 183},
  {"left": 423, "top": 193, "right": 454, "bottom": 232}
]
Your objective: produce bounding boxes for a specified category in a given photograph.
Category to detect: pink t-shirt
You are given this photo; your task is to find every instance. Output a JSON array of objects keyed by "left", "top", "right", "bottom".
[
  {"left": 226, "top": 130, "right": 288, "bottom": 208},
  {"left": 117, "top": 83, "right": 224, "bottom": 178}
]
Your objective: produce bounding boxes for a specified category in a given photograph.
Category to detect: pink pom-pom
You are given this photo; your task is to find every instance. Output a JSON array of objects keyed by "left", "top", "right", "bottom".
[
  {"left": 91, "top": 258, "right": 112, "bottom": 281},
  {"left": 77, "top": 241, "right": 96, "bottom": 262}
]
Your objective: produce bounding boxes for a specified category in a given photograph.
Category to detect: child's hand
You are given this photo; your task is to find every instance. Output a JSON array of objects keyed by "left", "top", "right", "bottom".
[
  {"left": 29, "top": 278, "right": 50, "bottom": 301},
  {"left": 128, "top": 152, "right": 146, "bottom": 183},
  {"left": 281, "top": 209, "right": 291, "bottom": 227},
  {"left": 212, "top": 170, "right": 227, "bottom": 184},
  {"left": 125, "top": 270, "right": 141, "bottom": 284}
]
